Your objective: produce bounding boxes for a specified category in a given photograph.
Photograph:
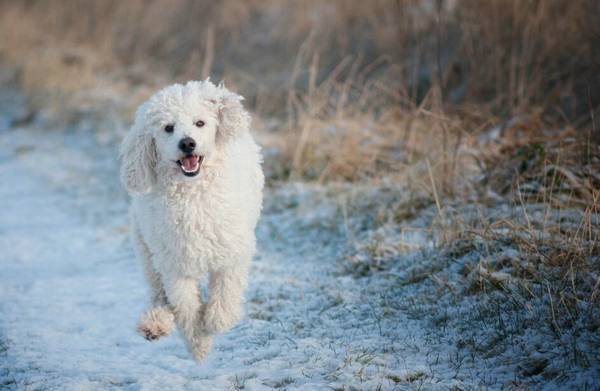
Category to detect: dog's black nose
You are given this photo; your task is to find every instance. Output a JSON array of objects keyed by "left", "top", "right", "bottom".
[{"left": 178, "top": 137, "right": 196, "bottom": 153}]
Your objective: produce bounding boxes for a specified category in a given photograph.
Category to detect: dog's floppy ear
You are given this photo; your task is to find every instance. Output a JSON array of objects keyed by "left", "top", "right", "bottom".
[
  {"left": 119, "top": 103, "right": 157, "bottom": 193},
  {"left": 215, "top": 83, "right": 250, "bottom": 144}
]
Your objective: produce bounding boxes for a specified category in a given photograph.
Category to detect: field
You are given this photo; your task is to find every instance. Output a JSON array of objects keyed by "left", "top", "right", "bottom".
[{"left": 0, "top": 1, "right": 598, "bottom": 389}]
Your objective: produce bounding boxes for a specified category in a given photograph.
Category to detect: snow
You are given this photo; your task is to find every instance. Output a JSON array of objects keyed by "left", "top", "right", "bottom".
[{"left": 1, "top": 114, "right": 598, "bottom": 389}]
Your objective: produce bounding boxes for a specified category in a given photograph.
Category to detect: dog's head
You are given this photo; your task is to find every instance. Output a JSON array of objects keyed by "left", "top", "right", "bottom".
[{"left": 119, "top": 80, "right": 249, "bottom": 193}]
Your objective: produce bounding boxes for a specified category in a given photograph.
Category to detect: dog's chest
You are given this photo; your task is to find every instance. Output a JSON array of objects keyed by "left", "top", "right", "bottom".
[{"left": 139, "top": 188, "right": 250, "bottom": 276}]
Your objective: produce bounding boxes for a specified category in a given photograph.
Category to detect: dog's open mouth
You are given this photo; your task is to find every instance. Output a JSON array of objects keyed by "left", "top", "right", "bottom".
[{"left": 177, "top": 155, "right": 203, "bottom": 177}]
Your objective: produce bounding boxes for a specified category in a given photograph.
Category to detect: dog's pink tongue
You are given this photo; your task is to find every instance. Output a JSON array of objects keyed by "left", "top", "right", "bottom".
[{"left": 182, "top": 155, "right": 199, "bottom": 171}]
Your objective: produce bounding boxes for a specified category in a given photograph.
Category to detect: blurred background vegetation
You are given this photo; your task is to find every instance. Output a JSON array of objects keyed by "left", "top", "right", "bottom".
[{"left": 0, "top": 0, "right": 598, "bottom": 193}]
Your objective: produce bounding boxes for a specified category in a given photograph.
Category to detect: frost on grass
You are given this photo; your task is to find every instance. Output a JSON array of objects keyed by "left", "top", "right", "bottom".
[
  {"left": 260, "top": 181, "right": 599, "bottom": 388},
  {"left": 336, "top": 187, "right": 599, "bottom": 389}
]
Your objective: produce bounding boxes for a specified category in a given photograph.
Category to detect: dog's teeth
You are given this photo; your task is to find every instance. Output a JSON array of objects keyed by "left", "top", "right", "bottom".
[{"left": 181, "top": 163, "right": 200, "bottom": 173}]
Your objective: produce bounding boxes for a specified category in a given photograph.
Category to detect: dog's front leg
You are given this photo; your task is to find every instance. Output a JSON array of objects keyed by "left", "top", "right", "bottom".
[
  {"left": 137, "top": 260, "right": 174, "bottom": 341},
  {"left": 202, "top": 265, "right": 248, "bottom": 334},
  {"left": 133, "top": 226, "right": 174, "bottom": 341},
  {"left": 163, "top": 276, "right": 213, "bottom": 361}
]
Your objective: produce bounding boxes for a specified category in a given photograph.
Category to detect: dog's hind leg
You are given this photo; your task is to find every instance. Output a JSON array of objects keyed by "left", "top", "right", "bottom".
[
  {"left": 133, "top": 226, "right": 175, "bottom": 341},
  {"left": 201, "top": 264, "right": 249, "bottom": 334},
  {"left": 163, "top": 276, "right": 213, "bottom": 361}
]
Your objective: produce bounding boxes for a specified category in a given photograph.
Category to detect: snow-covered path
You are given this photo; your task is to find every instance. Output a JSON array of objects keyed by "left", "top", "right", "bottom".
[{"left": 0, "top": 121, "right": 449, "bottom": 390}]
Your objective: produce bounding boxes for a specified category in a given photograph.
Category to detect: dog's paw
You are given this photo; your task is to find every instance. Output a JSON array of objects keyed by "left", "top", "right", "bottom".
[
  {"left": 189, "top": 335, "right": 214, "bottom": 362},
  {"left": 137, "top": 307, "right": 175, "bottom": 341},
  {"left": 200, "top": 303, "right": 241, "bottom": 334}
]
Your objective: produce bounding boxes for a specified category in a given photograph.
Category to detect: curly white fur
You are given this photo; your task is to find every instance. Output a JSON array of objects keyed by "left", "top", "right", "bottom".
[{"left": 120, "top": 80, "right": 264, "bottom": 361}]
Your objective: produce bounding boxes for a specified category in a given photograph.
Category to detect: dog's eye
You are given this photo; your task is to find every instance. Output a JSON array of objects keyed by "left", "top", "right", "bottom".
[
  {"left": 195, "top": 120, "right": 205, "bottom": 128},
  {"left": 164, "top": 124, "right": 174, "bottom": 133}
]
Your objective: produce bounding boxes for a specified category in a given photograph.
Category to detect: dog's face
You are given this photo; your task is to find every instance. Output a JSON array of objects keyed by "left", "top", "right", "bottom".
[
  {"left": 151, "top": 89, "right": 219, "bottom": 178},
  {"left": 120, "top": 80, "right": 250, "bottom": 193}
]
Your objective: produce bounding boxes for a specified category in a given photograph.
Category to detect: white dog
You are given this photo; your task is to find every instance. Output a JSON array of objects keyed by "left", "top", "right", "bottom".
[{"left": 119, "top": 80, "right": 264, "bottom": 361}]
